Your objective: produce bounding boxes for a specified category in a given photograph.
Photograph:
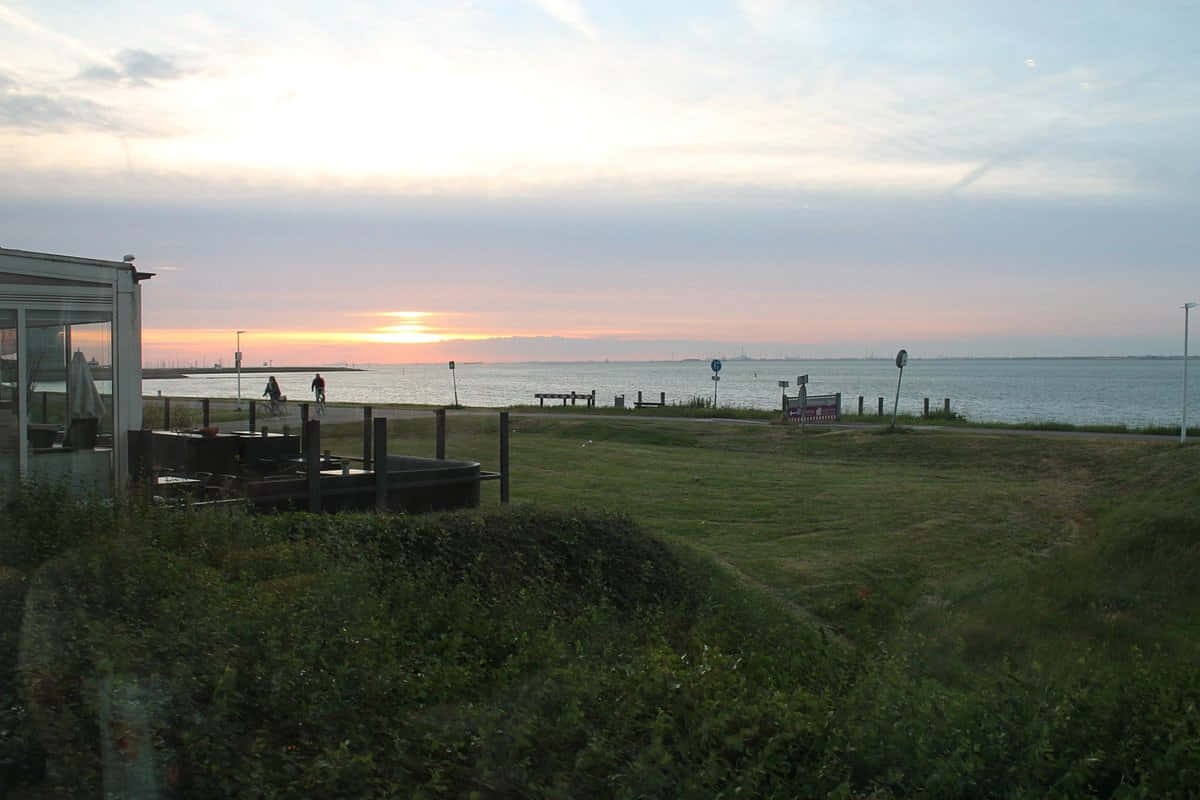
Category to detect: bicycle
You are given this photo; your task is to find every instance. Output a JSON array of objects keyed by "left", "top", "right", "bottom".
[
  {"left": 314, "top": 389, "right": 326, "bottom": 416},
  {"left": 266, "top": 396, "right": 288, "bottom": 417}
]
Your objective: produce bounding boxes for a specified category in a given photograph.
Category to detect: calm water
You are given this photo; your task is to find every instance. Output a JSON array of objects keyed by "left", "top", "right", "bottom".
[{"left": 142, "top": 358, "right": 1197, "bottom": 428}]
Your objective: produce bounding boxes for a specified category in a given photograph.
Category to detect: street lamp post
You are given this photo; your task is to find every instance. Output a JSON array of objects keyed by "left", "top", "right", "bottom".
[
  {"left": 236, "top": 330, "right": 247, "bottom": 410},
  {"left": 1183, "top": 304, "right": 1196, "bottom": 444}
]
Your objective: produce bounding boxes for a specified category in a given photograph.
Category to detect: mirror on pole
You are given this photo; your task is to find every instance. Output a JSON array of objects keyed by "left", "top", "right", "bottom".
[{"left": 891, "top": 349, "right": 908, "bottom": 429}]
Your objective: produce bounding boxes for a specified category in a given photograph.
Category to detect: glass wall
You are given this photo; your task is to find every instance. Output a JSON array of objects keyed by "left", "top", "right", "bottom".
[
  {"left": 24, "top": 308, "right": 115, "bottom": 493},
  {"left": 0, "top": 309, "right": 16, "bottom": 497}
]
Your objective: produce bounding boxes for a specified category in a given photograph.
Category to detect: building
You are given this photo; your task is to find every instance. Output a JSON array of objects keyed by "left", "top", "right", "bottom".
[{"left": 0, "top": 247, "right": 152, "bottom": 496}]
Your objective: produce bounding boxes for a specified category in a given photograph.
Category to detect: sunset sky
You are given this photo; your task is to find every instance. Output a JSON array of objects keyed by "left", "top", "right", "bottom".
[{"left": 2, "top": 1, "right": 1197, "bottom": 365}]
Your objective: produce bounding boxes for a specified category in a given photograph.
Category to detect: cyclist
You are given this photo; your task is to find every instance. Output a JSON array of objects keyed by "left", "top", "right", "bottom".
[
  {"left": 311, "top": 372, "right": 326, "bottom": 414},
  {"left": 262, "top": 375, "right": 283, "bottom": 416}
]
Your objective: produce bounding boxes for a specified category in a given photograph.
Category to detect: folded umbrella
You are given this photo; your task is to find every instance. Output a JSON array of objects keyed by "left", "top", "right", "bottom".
[{"left": 68, "top": 350, "right": 105, "bottom": 420}]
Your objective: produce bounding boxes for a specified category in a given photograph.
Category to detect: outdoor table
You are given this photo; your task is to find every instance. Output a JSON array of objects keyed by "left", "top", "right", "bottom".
[
  {"left": 150, "top": 430, "right": 241, "bottom": 475},
  {"left": 155, "top": 475, "right": 205, "bottom": 497}
]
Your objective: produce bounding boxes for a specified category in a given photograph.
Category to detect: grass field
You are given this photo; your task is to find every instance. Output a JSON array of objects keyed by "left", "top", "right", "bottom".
[
  {"left": 319, "top": 413, "right": 1200, "bottom": 657},
  {"left": 501, "top": 399, "right": 1200, "bottom": 435}
]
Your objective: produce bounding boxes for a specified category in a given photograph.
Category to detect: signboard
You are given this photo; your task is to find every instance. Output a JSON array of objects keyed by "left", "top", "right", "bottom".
[
  {"left": 797, "top": 374, "right": 808, "bottom": 385},
  {"left": 895, "top": 349, "right": 908, "bottom": 368},
  {"left": 710, "top": 359, "right": 722, "bottom": 373},
  {"left": 448, "top": 360, "right": 455, "bottom": 370},
  {"left": 785, "top": 392, "right": 842, "bottom": 423}
]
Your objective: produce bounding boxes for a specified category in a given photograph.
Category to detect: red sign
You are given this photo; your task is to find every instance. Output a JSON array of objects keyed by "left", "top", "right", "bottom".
[{"left": 785, "top": 393, "right": 841, "bottom": 423}]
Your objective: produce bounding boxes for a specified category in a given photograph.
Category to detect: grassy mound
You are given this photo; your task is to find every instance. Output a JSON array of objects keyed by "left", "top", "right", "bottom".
[{"left": 2, "top": 496, "right": 837, "bottom": 797}]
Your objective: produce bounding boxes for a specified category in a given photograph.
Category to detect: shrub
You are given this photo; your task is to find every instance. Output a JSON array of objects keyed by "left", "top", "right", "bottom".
[
  {"left": 6, "top": 501, "right": 750, "bottom": 796},
  {"left": 141, "top": 400, "right": 201, "bottom": 431},
  {"left": 0, "top": 482, "right": 115, "bottom": 572},
  {"left": 5, "top": 486, "right": 1200, "bottom": 797},
  {"left": 675, "top": 394, "right": 714, "bottom": 409}
]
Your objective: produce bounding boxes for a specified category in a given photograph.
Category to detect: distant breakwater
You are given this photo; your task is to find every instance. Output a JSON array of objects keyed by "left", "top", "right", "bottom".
[{"left": 140, "top": 366, "right": 363, "bottom": 380}]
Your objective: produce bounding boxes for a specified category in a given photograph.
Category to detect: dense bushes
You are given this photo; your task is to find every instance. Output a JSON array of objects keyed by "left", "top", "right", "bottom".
[
  {"left": 0, "top": 496, "right": 834, "bottom": 796},
  {"left": 2, "top": 488, "right": 1200, "bottom": 797}
]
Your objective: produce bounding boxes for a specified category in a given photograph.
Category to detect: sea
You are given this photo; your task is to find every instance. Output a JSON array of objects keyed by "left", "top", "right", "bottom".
[{"left": 140, "top": 357, "right": 1199, "bottom": 429}]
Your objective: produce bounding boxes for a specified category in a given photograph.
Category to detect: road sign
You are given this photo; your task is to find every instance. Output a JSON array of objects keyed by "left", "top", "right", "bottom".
[
  {"left": 448, "top": 360, "right": 455, "bottom": 370},
  {"left": 797, "top": 374, "right": 808, "bottom": 385},
  {"left": 892, "top": 349, "right": 908, "bottom": 429},
  {"left": 778, "top": 380, "right": 790, "bottom": 388},
  {"left": 711, "top": 359, "right": 722, "bottom": 373}
]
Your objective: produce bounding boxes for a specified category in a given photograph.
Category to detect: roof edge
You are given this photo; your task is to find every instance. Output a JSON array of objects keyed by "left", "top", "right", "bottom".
[{"left": 0, "top": 246, "right": 132, "bottom": 270}]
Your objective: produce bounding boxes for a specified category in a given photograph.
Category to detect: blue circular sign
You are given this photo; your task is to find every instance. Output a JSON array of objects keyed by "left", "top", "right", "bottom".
[{"left": 710, "top": 359, "right": 722, "bottom": 373}]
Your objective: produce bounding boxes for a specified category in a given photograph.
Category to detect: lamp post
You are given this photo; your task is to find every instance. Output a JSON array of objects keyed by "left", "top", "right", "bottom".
[
  {"left": 1183, "top": 304, "right": 1196, "bottom": 444},
  {"left": 236, "top": 330, "right": 247, "bottom": 410}
]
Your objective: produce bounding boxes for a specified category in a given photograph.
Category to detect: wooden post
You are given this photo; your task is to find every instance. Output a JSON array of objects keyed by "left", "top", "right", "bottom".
[
  {"left": 637, "top": 390, "right": 643, "bottom": 407},
  {"left": 944, "top": 398, "right": 950, "bottom": 415},
  {"left": 858, "top": 395, "right": 864, "bottom": 415},
  {"left": 570, "top": 391, "right": 576, "bottom": 406},
  {"left": 306, "top": 419, "right": 321, "bottom": 513},
  {"left": 660, "top": 391, "right": 666, "bottom": 406},
  {"left": 499, "top": 411, "right": 510, "bottom": 504},
  {"left": 126, "top": 430, "right": 154, "bottom": 501},
  {"left": 538, "top": 396, "right": 544, "bottom": 407},
  {"left": 261, "top": 426, "right": 268, "bottom": 438},
  {"left": 923, "top": 397, "right": 930, "bottom": 417},
  {"left": 878, "top": 397, "right": 884, "bottom": 416},
  {"left": 41, "top": 392, "right": 48, "bottom": 423},
  {"left": 562, "top": 394, "right": 568, "bottom": 407},
  {"left": 299, "top": 403, "right": 309, "bottom": 452},
  {"left": 163, "top": 397, "right": 171, "bottom": 430},
  {"left": 590, "top": 390, "right": 596, "bottom": 408},
  {"left": 435, "top": 408, "right": 446, "bottom": 460},
  {"left": 362, "top": 406, "right": 372, "bottom": 470},
  {"left": 836, "top": 392, "right": 842, "bottom": 421},
  {"left": 374, "top": 417, "right": 388, "bottom": 511},
  {"left": 202, "top": 398, "right": 210, "bottom": 427},
  {"left": 248, "top": 400, "right": 256, "bottom": 433}
]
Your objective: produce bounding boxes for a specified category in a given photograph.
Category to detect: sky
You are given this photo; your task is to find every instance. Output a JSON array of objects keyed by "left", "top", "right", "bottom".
[{"left": 2, "top": 0, "right": 1198, "bottom": 365}]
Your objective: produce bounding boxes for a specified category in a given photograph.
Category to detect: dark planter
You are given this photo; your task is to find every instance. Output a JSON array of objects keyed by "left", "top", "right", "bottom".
[
  {"left": 66, "top": 418, "right": 98, "bottom": 449},
  {"left": 27, "top": 424, "right": 58, "bottom": 448}
]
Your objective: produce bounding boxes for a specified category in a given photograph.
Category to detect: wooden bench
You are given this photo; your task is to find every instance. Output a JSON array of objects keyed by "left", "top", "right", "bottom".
[
  {"left": 634, "top": 391, "right": 666, "bottom": 409},
  {"left": 534, "top": 390, "right": 596, "bottom": 408}
]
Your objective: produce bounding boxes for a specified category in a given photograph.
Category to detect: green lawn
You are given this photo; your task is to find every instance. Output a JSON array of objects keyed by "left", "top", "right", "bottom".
[{"left": 319, "top": 412, "right": 1200, "bottom": 660}]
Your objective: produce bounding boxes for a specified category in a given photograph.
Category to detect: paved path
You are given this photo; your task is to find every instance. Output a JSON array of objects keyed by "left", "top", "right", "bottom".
[{"left": 213, "top": 402, "right": 1185, "bottom": 445}]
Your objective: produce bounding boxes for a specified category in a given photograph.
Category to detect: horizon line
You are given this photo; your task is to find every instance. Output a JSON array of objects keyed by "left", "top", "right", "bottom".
[{"left": 142, "top": 353, "right": 1197, "bottom": 369}]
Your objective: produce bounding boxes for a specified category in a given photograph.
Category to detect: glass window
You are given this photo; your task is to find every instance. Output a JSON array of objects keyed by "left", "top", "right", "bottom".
[
  {"left": 0, "top": 309, "right": 15, "bottom": 497},
  {"left": 24, "top": 308, "right": 114, "bottom": 493}
]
